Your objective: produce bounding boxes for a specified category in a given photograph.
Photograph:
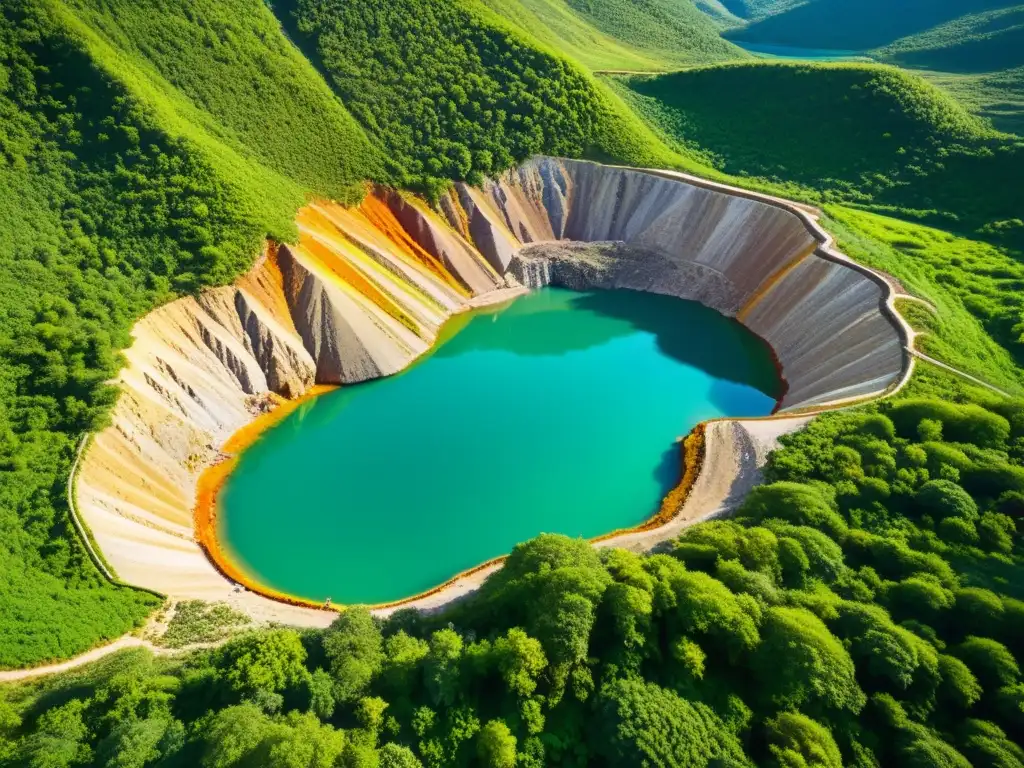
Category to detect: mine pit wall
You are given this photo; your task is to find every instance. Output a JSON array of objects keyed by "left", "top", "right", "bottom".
[
  {"left": 75, "top": 192, "right": 506, "bottom": 598},
  {"left": 75, "top": 157, "right": 908, "bottom": 604},
  {"left": 447, "top": 157, "right": 906, "bottom": 411}
]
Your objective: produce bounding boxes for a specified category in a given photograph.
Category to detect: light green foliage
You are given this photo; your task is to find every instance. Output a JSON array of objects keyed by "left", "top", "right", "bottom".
[
  {"left": 477, "top": 720, "right": 516, "bottom": 768},
  {"left": 922, "top": 66, "right": 1024, "bottom": 136},
  {"left": 305, "top": 668, "right": 336, "bottom": 721},
  {"left": 15, "top": 699, "right": 92, "bottom": 768},
  {"left": 201, "top": 704, "right": 272, "bottom": 768},
  {"left": 591, "top": 677, "right": 751, "bottom": 766},
  {"left": 323, "top": 609, "right": 385, "bottom": 704},
  {"left": 423, "top": 629, "right": 463, "bottom": 709},
  {"left": 220, "top": 629, "right": 308, "bottom": 699},
  {"left": 882, "top": 577, "right": 956, "bottom": 624},
  {"left": 979, "top": 511, "right": 1018, "bottom": 553},
  {"left": 893, "top": 400, "right": 1011, "bottom": 449},
  {"left": 938, "top": 655, "right": 984, "bottom": 709},
  {"left": 95, "top": 717, "right": 181, "bottom": 768},
  {"left": 477, "top": 0, "right": 746, "bottom": 71},
  {"left": 492, "top": 628, "right": 547, "bottom": 697},
  {"left": 828, "top": 210, "right": 1024, "bottom": 393},
  {"left": 953, "top": 636, "right": 1021, "bottom": 690},
  {"left": 916, "top": 480, "right": 981, "bottom": 521},
  {"left": 158, "top": 601, "right": 250, "bottom": 649},
  {"left": 737, "top": 482, "right": 847, "bottom": 540},
  {"left": 653, "top": 559, "right": 762, "bottom": 653},
  {"left": 765, "top": 712, "right": 843, "bottom": 768},
  {"left": 958, "top": 718, "right": 1024, "bottom": 768},
  {"left": 752, "top": 606, "right": 866, "bottom": 714},
  {"left": 378, "top": 743, "right": 423, "bottom": 768},
  {"left": 264, "top": 712, "right": 347, "bottom": 768}
]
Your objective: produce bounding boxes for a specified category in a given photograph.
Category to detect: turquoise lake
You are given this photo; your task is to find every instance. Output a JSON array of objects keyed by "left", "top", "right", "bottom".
[
  {"left": 218, "top": 288, "right": 781, "bottom": 604},
  {"left": 734, "top": 42, "right": 870, "bottom": 61}
]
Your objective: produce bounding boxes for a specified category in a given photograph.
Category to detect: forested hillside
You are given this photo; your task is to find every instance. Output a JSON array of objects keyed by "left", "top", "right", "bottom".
[
  {"left": 724, "top": 0, "right": 1018, "bottom": 51},
  {"left": 1, "top": 2, "right": 1023, "bottom": 766},
  {"left": 606, "top": 63, "right": 1024, "bottom": 246},
  {"left": 3, "top": 367, "right": 1023, "bottom": 767},
  {"left": 874, "top": 5, "right": 1024, "bottom": 73},
  {"left": 276, "top": 0, "right": 679, "bottom": 196},
  {"left": 477, "top": 0, "right": 746, "bottom": 70}
]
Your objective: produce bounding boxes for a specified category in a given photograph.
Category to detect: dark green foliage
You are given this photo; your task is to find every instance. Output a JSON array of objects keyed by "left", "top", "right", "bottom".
[
  {"left": 875, "top": 5, "right": 1024, "bottom": 74},
  {"left": 280, "top": 0, "right": 641, "bottom": 194},
  {"left": 556, "top": 0, "right": 742, "bottom": 65},
  {"left": 891, "top": 399, "right": 1012, "bottom": 448},
  {"left": 751, "top": 606, "right": 865, "bottom": 714},
  {"left": 323, "top": 609, "right": 385, "bottom": 704},
  {"left": 607, "top": 63, "right": 1024, "bottom": 249}
]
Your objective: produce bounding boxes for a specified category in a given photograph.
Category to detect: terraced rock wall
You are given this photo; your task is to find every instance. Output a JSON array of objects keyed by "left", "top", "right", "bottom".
[
  {"left": 443, "top": 157, "right": 907, "bottom": 410},
  {"left": 76, "top": 158, "right": 908, "bottom": 607},
  {"left": 76, "top": 194, "right": 506, "bottom": 599}
]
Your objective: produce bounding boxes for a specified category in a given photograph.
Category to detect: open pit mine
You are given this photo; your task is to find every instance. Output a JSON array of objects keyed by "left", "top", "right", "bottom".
[{"left": 75, "top": 157, "right": 910, "bottom": 609}]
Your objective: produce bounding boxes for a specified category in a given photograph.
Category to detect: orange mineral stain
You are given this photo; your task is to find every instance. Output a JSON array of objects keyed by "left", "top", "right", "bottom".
[{"left": 193, "top": 385, "right": 340, "bottom": 611}]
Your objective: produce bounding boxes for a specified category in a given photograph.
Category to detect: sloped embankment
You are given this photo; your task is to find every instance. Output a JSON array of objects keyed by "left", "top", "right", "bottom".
[{"left": 76, "top": 158, "right": 908, "bottom": 614}]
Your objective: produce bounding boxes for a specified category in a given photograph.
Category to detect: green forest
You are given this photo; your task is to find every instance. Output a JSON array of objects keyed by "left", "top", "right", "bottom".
[{"left": 2, "top": 0, "right": 1024, "bottom": 765}]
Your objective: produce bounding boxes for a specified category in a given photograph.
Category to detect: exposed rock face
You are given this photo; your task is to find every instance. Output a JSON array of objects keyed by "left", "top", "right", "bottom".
[
  {"left": 77, "top": 194, "right": 507, "bottom": 599},
  {"left": 77, "top": 158, "right": 908, "bottom": 606},
  {"left": 445, "top": 158, "right": 907, "bottom": 410}
]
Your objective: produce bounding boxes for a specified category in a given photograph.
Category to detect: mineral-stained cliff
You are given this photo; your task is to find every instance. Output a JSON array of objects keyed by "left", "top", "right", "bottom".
[
  {"left": 77, "top": 158, "right": 908, "bottom": 609},
  {"left": 447, "top": 158, "right": 907, "bottom": 410}
]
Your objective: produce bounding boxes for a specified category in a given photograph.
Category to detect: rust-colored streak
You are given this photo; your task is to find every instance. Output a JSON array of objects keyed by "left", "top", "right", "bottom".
[
  {"left": 359, "top": 195, "right": 470, "bottom": 297},
  {"left": 297, "top": 236, "right": 422, "bottom": 337},
  {"left": 236, "top": 244, "right": 299, "bottom": 335},
  {"left": 737, "top": 241, "right": 817, "bottom": 323},
  {"left": 193, "top": 385, "right": 341, "bottom": 611}
]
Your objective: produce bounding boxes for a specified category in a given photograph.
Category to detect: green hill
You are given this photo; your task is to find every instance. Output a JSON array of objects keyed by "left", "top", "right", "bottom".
[
  {"left": 874, "top": 5, "right": 1024, "bottom": 73},
  {"left": 606, "top": 62, "right": 1024, "bottom": 243},
  {"left": 921, "top": 66, "right": 1024, "bottom": 136},
  {"left": 476, "top": 0, "right": 748, "bottom": 71},
  {"left": 716, "top": 0, "right": 804, "bottom": 22},
  {"left": 275, "top": 0, "right": 683, "bottom": 193},
  {"left": 726, "top": 0, "right": 1017, "bottom": 51}
]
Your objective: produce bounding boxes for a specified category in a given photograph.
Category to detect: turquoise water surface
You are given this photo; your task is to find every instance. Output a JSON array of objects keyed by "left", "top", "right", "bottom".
[
  {"left": 219, "top": 288, "right": 781, "bottom": 604},
  {"left": 734, "top": 42, "right": 870, "bottom": 61}
]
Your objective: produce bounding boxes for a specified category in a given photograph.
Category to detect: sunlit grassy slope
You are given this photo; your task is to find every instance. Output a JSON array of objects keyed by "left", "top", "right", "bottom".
[{"left": 477, "top": 0, "right": 748, "bottom": 70}]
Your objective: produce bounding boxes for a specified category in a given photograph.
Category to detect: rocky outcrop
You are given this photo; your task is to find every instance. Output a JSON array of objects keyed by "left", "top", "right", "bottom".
[{"left": 76, "top": 158, "right": 910, "bottom": 612}]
